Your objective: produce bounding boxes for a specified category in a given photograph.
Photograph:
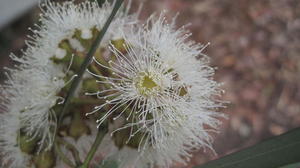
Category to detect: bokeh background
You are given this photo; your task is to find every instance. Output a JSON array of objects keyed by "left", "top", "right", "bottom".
[{"left": 0, "top": 0, "right": 300, "bottom": 167}]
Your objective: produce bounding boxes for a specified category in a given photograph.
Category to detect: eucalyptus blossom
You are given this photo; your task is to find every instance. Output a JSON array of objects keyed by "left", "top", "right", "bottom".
[
  {"left": 0, "top": 0, "right": 137, "bottom": 167},
  {"left": 88, "top": 13, "right": 224, "bottom": 167}
]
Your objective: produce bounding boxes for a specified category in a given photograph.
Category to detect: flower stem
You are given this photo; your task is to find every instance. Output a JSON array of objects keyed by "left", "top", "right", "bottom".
[
  {"left": 78, "top": 129, "right": 108, "bottom": 168},
  {"left": 58, "top": 0, "right": 124, "bottom": 125},
  {"left": 54, "top": 1, "right": 124, "bottom": 167}
]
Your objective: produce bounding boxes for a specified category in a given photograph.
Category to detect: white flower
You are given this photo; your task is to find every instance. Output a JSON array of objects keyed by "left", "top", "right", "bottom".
[
  {"left": 18, "top": 65, "right": 65, "bottom": 149},
  {"left": 0, "top": 111, "right": 31, "bottom": 168},
  {"left": 35, "top": 0, "right": 138, "bottom": 62},
  {"left": 0, "top": 0, "right": 138, "bottom": 167},
  {"left": 0, "top": 63, "right": 65, "bottom": 168},
  {"left": 25, "top": 0, "right": 137, "bottom": 149},
  {"left": 89, "top": 13, "right": 224, "bottom": 168}
]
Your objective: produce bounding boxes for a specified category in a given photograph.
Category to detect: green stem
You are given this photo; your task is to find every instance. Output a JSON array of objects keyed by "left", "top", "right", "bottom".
[
  {"left": 58, "top": 0, "right": 124, "bottom": 125},
  {"left": 78, "top": 129, "right": 108, "bottom": 168},
  {"left": 55, "top": 1, "right": 124, "bottom": 167},
  {"left": 54, "top": 142, "right": 76, "bottom": 168}
]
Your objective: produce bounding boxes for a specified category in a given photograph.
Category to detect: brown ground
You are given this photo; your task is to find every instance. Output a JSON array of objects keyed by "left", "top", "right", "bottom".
[{"left": 0, "top": 0, "right": 300, "bottom": 167}]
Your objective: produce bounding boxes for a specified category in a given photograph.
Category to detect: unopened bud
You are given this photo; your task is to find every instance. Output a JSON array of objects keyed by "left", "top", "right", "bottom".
[
  {"left": 111, "top": 39, "right": 126, "bottom": 54},
  {"left": 34, "top": 150, "right": 56, "bottom": 168},
  {"left": 18, "top": 134, "right": 38, "bottom": 154},
  {"left": 113, "top": 126, "right": 144, "bottom": 149}
]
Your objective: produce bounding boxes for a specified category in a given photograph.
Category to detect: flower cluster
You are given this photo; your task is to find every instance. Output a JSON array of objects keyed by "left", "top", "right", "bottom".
[
  {"left": 0, "top": 1, "right": 224, "bottom": 168},
  {"left": 0, "top": 1, "right": 137, "bottom": 167}
]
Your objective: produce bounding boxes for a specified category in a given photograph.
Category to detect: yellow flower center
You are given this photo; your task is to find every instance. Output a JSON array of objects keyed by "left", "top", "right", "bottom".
[
  {"left": 135, "top": 72, "right": 160, "bottom": 96},
  {"left": 142, "top": 75, "right": 157, "bottom": 89}
]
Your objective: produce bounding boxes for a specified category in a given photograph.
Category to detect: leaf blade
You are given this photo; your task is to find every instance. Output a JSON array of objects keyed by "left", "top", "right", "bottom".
[
  {"left": 280, "top": 162, "right": 300, "bottom": 168},
  {"left": 194, "top": 128, "right": 300, "bottom": 168}
]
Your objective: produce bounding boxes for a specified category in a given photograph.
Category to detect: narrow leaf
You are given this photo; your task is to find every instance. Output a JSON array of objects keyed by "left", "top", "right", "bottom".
[
  {"left": 279, "top": 162, "right": 300, "bottom": 168},
  {"left": 194, "top": 127, "right": 300, "bottom": 168}
]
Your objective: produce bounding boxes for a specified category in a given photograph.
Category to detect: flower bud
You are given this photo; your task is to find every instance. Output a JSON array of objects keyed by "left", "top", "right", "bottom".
[
  {"left": 18, "top": 134, "right": 38, "bottom": 154},
  {"left": 51, "top": 39, "right": 85, "bottom": 71},
  {"left": 34, "top": 150, "right": 56, "bottom": 168},
  {"left": 111, "top": 39, "right": 126, "bottom": 54},
  {"left": 72, "top": 27, "right": 99, "bottom": 50},
  {"left": 113, "top": 126, "right": 144, "bottom": 149}
]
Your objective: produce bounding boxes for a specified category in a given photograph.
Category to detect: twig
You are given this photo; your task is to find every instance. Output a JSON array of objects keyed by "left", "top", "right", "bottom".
[
  {"left": 58, "top": 0, "right": 124, "bottom": 125},
  {"left": 78, "top": 129, "right": 108, "bottom": 168}
]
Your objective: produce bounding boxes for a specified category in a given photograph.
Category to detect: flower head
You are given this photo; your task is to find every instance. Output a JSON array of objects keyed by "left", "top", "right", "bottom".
[
  {"left": 89, "top": 13, "right": 224, "bottom": 167},
  {"left": 0, "top": 0, "right": 138, "bottom": 167},
  {"left": 0, "top": 62, "right": 65, "bottom": 167},
  {"left": 0, "top": 111, "right": 31, "bottom": 168}
]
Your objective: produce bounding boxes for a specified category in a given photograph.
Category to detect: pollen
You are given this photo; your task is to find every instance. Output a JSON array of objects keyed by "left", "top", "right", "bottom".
[
  {"left": 142, "top": 75, "right": 157, "bottom": 89},
  {"left": 135, "top": 72, "right": 160, "bottom": 96}
]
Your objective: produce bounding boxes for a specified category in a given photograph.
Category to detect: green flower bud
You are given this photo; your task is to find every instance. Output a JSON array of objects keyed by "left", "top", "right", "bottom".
[
  {"left": 18, "top": 134, "right": 38, "bottom": 154},
  {"left": 113, "top": 126, "right": 145, "bottom": 149},
  {"left": 73, "top": 27, "right": 100, "bottom": 49},
  {"left": 111, "top": 39, "right": 126, "bottom": 53},
  {"left": 34, "top": 150, "right": 56, "bottom": 168},
  {"left": 51, "top": 39, "right": 85, "bottom": 71}
]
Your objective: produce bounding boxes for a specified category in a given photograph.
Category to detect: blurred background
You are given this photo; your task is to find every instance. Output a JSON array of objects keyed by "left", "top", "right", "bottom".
[{"left": 0, "top": 0, "right": 300, "bottom": 167}]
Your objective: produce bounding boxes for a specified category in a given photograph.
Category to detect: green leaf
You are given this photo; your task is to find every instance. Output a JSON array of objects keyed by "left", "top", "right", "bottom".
[
  {"left": 194, "top": 127, "right": 300, "bottom": 168},
  {"left": 279, "top": 162, "right": 300, "bottom": 168}
]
